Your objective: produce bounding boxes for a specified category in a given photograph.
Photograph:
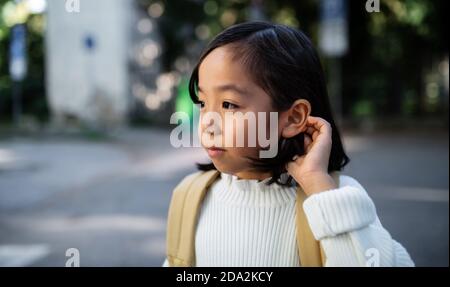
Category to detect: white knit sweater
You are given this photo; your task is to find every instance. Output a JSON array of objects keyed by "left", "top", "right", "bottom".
[{"left": 163, "top": 172, "right": 414, "bottom": 267}]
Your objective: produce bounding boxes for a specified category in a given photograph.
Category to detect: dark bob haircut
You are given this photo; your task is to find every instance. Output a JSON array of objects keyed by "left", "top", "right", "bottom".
[{"left": 189, "top": 21, "right": 350, "bottom": 186}]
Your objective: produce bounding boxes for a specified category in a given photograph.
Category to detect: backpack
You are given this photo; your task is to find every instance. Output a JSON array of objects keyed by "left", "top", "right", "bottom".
[{"left": 166, "top": 169, "right": 340, "bottom": 267}]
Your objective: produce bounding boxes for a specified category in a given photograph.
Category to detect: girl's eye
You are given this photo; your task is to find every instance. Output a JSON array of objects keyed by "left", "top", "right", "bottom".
[
  {"left": 222, "top": 101, "right": 239, "bottom": 110},
  {"left": 197, "top": 101, "right": 205, "bottom": 108}
]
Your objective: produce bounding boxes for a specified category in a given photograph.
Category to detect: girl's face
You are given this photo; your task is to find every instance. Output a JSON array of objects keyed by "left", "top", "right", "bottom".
[{"left": 197, "top": 45, "right": 281, "bottom": 180}]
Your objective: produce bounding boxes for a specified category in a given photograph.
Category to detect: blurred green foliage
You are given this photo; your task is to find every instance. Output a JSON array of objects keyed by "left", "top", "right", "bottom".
[
  {"left": 344, "top": 0, "right": 448, "bottom": 118},
  {"left": 0, "top": 0, "right": 447, "bottom": 124},
  {"left": 140, "top": 0, "right": 447, "bottom": 120},
  {"left": 0, "top": 0, "right": 48, "bottom": 123}
]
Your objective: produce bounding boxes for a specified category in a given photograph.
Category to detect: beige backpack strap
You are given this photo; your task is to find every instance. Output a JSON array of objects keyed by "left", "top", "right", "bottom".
[
  {"left": 166, "top": 170, "right": 220, "bottom": 267},
  {"left": 296, "top": 171, "right": 340, "bottom": 267}
]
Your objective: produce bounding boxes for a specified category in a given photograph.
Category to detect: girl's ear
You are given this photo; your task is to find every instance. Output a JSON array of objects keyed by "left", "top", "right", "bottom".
[{"left": 280, "top": 99, "right": 311, "bottom": 138}]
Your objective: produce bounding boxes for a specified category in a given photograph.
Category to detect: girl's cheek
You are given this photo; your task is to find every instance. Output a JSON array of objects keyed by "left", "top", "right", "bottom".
[
  {"left": 232, "top": 114, "right": 254, "bottom": 148},
  {"left": 227, "top": 112, "right": 269, "bottom": 149},
  {"left": 224, "top": 119, "right": 240, "bottom": 148},
  {"left": 222, "top": 111, "right": 275, "bottom": 149}
]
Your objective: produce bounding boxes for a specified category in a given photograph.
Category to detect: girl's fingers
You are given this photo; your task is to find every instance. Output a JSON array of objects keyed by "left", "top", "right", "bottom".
[
  {"left": 302, "top": 116, "right": 332, "bottom": 147},
  {"left": 306, "top": 117, "right": 331, "bottom": 137},
  {"left": 305, "top": 127, "right": 315, "bottom": 135},
  {"left": 304, "top": 134, "right": 313, "bottom": 153},
  {"left": 308, "top": 116, "right": 331, "bottom": 131},
  {"left": 305, "top": 126, "right": 320, "bottom": 142},
  {"left": 305, "top": 127, "right": 318, "bottom": 141}
]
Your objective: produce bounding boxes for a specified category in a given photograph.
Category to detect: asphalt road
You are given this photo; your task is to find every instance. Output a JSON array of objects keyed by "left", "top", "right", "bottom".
[{"left": 0, "top": 127, "right": 448, "bottom": 266}]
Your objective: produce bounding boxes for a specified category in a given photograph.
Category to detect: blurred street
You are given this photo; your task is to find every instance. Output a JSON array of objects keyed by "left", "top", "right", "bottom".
[{"left": 0, "top": 127, "right": 448, "bottom": 267}]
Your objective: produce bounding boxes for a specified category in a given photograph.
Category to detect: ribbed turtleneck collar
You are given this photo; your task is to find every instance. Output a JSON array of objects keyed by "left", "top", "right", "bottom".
[{"left": 207, "top": 172, "right": 298, "bottom": 207}]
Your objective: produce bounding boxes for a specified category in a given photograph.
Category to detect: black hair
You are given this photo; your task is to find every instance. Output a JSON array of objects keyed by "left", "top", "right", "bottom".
[{"left": 189, "top": 21, "right": 350, "bottom": 186}]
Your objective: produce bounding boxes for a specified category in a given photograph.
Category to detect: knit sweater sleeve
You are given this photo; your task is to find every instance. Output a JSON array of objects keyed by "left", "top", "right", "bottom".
[{"left": 302, "top": 175, "right": 415, "bottom": 267}]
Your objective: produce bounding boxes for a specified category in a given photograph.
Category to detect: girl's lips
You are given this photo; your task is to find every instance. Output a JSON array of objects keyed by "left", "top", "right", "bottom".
[{"left": 206, "top": 147, "right": 226, "bottom": 158}]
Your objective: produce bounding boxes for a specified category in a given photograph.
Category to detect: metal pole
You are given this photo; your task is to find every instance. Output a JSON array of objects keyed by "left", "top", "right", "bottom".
[{"left": 12, "top": 80, "right": 22, "bottom": 126}]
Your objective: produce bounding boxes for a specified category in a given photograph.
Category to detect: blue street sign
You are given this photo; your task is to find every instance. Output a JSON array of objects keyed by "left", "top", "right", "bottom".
[
  {"left": 320, "top": 0, "right": 347, "bottom": 21},
  {"left": 319, "top": 0, "right": 349, "bottom": 57},
  {"left": 9, "top": 24, "right": 27, "bottom": 81}
]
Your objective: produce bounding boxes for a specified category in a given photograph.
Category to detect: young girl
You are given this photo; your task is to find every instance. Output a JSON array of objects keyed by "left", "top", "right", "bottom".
[{"left": 163, "top": 21, "right": 414, "bottom": 267}]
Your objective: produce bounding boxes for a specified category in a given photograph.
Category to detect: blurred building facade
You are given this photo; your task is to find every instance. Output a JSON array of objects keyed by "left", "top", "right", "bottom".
[{"left": 45, "top": 0, "right": 134, "bottom": 128}]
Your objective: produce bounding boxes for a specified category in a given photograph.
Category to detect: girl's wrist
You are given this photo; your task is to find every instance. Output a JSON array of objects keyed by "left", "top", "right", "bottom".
[{"left": 298, "top": 171, "right": 338, "bottom": 197}]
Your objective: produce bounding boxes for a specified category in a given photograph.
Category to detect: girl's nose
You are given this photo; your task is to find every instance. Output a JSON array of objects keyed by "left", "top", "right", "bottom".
[
  {"left": 202, "top": 121, "right": 221, "bottom": 136},
  {"left": 200, "top": 114, "right": 222, "bottom": 136}
]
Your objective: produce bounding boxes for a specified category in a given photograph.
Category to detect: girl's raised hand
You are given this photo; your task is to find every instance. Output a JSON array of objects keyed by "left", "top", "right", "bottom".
[{"left": 285, "top": 116, "right": 337, "bottom": 196}]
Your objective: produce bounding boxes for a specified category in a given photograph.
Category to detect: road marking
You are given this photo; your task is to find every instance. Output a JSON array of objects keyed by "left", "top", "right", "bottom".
[
  {"left": 371, "top": 186, "right": 449, "bottom": 203},
  {"left": 0, "top": 244, "right": 50, "bottom": 267}
]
